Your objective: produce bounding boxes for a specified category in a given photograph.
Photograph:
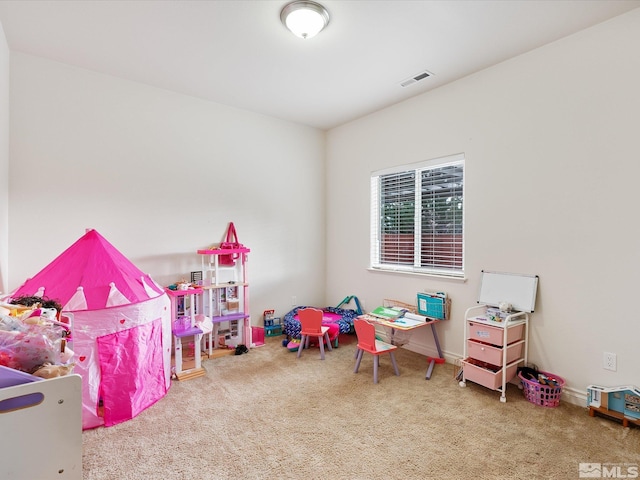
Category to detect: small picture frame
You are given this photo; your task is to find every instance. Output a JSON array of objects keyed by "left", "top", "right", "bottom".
[{"left": 190, "top": 271, "right": 203, "bottom": 285}]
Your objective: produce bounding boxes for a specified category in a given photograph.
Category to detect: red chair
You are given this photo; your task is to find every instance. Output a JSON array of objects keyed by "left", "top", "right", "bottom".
[
  {"left": 296, "top": 308, "right": 333, "bottom": 360},
  {"left": 353, "top": 318, "right": 399, "bottom": 383}
]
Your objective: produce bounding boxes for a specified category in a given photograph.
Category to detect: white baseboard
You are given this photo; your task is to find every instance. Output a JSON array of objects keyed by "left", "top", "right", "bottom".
[
  {"left": 559, "top": 386, "right": 587, "bottom": 407},
  {"left": 404, "top": 342, "right": 587, "bottom": 407}
]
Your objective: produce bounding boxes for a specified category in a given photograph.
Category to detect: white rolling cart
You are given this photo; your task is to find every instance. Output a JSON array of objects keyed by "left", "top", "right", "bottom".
[{"left": 459, "top": 271, "right": 538, "bottom": 402}]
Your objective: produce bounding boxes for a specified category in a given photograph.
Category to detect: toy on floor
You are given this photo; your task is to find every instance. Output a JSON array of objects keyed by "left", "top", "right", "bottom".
[
  {"left": 234, "top": 344, "right": 249, "bottom": 355},
  {"left": 587, "top": 384, "right": 640, "bottom": 428},
  {"left": 286, "top": 339, "right": 301, "bottom": 352},
  {"left": 286, "top": 335, "right": 334, "bottom": 353},
  {"left": 263, "top": 309, "right": 282, "bottom": 337}
]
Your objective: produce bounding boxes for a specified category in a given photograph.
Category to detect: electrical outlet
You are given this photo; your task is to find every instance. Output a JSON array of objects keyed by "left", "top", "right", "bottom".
[
  {"left": 291, "top": 296, "right": 297, "bottom": 306},
  {"left": 603, "top": 352, "right": 617, "bottom": 371}
]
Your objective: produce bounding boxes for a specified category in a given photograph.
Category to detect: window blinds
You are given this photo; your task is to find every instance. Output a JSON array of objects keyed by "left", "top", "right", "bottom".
[{"left": 371, "top": 155, "right": 464, "bottom": 277}]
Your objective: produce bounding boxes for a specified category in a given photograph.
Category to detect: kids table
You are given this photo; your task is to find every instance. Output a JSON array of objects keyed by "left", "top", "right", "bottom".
[{"left": 357, "top": 313, "right": 444, "bottom": 379}]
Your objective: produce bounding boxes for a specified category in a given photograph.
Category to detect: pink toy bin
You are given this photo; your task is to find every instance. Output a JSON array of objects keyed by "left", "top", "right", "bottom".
[
  {"left": 518, "top": 370, "right": 565, "bottom": 407},
  {"left": 251, "top": 326, "right": 265, "bottom": 347}
]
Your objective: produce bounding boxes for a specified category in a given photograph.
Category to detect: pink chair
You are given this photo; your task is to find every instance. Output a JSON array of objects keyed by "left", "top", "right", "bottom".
[
  {"left": 297, "top": 307, "right": 333, "bottom": 360},
  {"left": 353, "top": 318, "right": 399, "bottom": 383}
]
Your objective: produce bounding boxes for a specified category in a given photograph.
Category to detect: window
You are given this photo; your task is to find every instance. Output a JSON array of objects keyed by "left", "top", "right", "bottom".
[{"left": 370, "top": 153, "right": 464, "bottom": 277}]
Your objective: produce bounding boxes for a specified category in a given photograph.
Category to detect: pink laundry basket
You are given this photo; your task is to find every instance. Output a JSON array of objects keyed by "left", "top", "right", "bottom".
[{"left": 518, "top": 371, "right": 565, "bottom": 408}]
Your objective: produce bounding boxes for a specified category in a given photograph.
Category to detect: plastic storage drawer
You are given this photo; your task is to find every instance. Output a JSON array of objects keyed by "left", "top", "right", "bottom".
[
  {"left": 468, "top": 321, "right": 524, "bottom": 346},
  {"left": 461, "top": 357, "right": 519, "bottom": 390},
  {"left": 466, "top": 339, "right": 524, "bottom": 367}
]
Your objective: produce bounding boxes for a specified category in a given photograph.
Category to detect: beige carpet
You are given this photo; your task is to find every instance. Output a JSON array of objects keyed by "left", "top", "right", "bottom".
[{"left": 82, "top": 335, "right": 640, "bottom": 480}]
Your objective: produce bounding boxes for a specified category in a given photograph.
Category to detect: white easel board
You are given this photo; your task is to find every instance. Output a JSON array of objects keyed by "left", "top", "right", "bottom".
[{"left": 477, "top": 271, "right": 538, "bottom": 313}]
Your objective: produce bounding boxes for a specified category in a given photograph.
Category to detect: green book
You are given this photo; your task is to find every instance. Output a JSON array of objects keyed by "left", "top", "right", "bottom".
[{"left": 369, "top": 306, "right": 406, "bottom": 320}]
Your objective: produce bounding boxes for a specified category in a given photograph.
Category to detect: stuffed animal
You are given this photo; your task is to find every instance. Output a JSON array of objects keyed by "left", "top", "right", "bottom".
[
  {"left": 22, "top": 307, "right": 58, "bottom": 325},
  {"left": 498, "top": 302, "right": 512, "bottom": 313},
  {"left": 32, "top": 362, "right": 76, "bottom": 379}
]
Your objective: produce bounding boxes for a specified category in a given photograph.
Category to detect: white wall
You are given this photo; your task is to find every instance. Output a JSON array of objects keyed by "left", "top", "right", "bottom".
[
  {"left": 7, "top": 9, "right": 639, "bottom": 404},
  {"left": 8, "top": 53, "right": 327, "bottom": 321},
  {"left": 0, "top": 22, "right": 8, "bottom": 295},
  {"left": 326, "top": 9, "right": 640, "bottom": 403}
]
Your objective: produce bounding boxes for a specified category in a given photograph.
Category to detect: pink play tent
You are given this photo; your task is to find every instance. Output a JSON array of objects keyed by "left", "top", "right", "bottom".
[{"left": 7, "top": 229, "right": 171, "bottom": 429}]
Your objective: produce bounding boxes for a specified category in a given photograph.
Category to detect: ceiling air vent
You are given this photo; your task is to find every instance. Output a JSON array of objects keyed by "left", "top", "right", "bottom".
[{"left": 400, "top": 70, "right": 433, "bottom": 88}]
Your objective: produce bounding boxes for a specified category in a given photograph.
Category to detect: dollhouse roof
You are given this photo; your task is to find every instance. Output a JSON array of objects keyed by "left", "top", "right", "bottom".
[
  {"left": 10, "top": 229, "right": 164, "bottom": 311},
  {"left": 587, "top": 385, "right": 640, "bottom": 396}
]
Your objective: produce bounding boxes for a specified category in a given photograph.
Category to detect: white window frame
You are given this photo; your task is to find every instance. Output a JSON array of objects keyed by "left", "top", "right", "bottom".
[{"left": 370, "top": 153, "right": 464, "bottom": 278}]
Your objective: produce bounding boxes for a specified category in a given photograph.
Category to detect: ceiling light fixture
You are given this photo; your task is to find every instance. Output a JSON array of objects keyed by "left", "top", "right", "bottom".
[{"left": 280, "top": 1, "right": 330, "bottom": 39}]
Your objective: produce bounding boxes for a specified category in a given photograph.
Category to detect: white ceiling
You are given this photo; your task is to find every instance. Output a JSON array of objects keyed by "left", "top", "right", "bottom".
[{"left": 0, "top": 0, "right": 638, "bottom": 130}]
